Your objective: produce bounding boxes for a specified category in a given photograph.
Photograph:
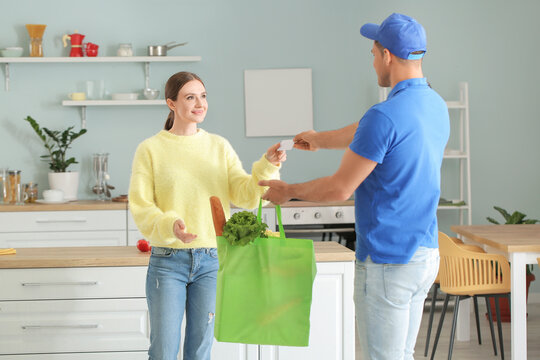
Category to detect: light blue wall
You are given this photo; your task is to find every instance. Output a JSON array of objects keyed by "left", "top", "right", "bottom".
[{"left": 2, "top": 1, "right": 539, "bottom": 284}]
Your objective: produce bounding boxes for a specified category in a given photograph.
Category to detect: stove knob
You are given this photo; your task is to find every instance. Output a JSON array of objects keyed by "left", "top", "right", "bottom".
[
  {"left": 293, "top": 213, "right": 301, "bottom": 220},
  {"left": 314, "top": 212, "right": 321, "bottom": 219},
  {"left": 335, "top": 211, "right": 343, "bottom": 219}
]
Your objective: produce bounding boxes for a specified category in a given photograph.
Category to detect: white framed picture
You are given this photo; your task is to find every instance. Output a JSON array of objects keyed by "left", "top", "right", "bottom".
[{"left": 244, "top": 68, "right": 313, "bottom": 137}]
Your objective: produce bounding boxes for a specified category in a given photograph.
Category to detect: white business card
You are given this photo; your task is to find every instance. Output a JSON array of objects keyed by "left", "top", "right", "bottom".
[{"left": 278, "top": 139, "right": 294, "bottom": 151}]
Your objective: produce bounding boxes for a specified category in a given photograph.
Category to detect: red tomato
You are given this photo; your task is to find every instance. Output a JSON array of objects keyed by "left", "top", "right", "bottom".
[{"left": 137, "top": 239, "right": 151, "bottom": 252}]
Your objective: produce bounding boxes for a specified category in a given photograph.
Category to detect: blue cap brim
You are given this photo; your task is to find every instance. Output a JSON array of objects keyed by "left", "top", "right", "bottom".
[{"left": 360, "top": 23, "right": 379, "bottom": 40}]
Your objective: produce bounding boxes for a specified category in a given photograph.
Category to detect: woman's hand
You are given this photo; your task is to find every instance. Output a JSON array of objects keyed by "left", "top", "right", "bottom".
[
  {"left": 173, "top": 219, "right": 198, "bottom": 243},
  {"left": 265, "top": 143, "right": 287, "bottom": 166}
]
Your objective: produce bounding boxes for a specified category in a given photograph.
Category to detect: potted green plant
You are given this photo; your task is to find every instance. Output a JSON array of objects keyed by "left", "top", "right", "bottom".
[
  {"left": 486, "top": 205, "right": 539, "bottom": 321},
  {"left": 24, "top": 116, "right": 87, "bottom": 201}
]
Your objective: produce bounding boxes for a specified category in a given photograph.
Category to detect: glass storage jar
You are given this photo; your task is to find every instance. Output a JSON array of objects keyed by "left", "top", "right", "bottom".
[
  {"left": 0, "top": 168, "right": 8, "bottom": 204},
  {"left": 117, "top": 43, "right": 133, "bottom": 57},
  {"left": 24, "top": 182, "right": 38, "bottom": 203},
  {"left": 7, "top": 170, "right": 21, "bottom": 204}
]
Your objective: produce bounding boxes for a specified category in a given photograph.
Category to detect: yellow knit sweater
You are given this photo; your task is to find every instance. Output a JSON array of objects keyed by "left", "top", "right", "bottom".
[{"left": 129, "top": 129, "right": 280, "bottom": 249}]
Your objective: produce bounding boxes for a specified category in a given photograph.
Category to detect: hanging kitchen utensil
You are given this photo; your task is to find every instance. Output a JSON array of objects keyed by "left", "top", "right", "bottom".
[{"left": 147, "top": 41, "right": 188, "bottom": 56}]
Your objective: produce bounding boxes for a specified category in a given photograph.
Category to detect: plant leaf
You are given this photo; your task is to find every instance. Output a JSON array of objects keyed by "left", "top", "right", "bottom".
[
  {"left": 509, "top": 211, "right": 526, "bottom": 224},
  {"left": 493, "top": 206, "right": 511, "bottom": 222}
]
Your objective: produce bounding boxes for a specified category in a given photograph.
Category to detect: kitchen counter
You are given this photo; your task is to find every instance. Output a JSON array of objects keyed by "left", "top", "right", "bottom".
[
  {"left": 275, "top": 199, "right": 354, "bottom": 208},
  {"left": 0, "top": 199, "right": 353, "bottom": 212},
  {"left": 0, "top": 200, "right": 127, "bottom": 212},
  {"left": 0, "top": 241, "right": 355, "bottom": 269}
]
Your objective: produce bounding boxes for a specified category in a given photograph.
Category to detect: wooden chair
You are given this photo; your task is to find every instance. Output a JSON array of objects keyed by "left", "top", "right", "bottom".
[
  {"left": 423, "top": 234, "right": 497, "bottom": 357},
  {"left": 430, "top": 232, "right": 510, "bottom": 360}
]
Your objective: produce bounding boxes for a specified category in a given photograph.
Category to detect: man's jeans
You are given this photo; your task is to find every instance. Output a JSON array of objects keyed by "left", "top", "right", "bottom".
[
  {"left": 146, "top": 247, "right": 219, "bottom": 360},
  {"left": 354, "top": 246, "right": 439, "bottom": 360}
]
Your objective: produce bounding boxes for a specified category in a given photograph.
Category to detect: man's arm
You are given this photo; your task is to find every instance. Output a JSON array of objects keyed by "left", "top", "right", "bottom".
[
  {"left": 259, "top": 149, "right": 377, "bottom": 204},
  {"left": 293, "top": 123, "right": 358, "bottom": 151}
]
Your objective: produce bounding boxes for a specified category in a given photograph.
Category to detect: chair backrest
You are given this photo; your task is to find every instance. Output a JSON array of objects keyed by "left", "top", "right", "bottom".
[
  {"left": 434, "top": 232, "right": 485, "bottom": 284},
  {"left": 438, "top": 232, "right": 511, "bottom": 296}
]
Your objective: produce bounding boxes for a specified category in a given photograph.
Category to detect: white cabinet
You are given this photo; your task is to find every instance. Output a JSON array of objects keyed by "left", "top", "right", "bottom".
[
  {"left": 207, "top": 261, "right": 355, "bottom": 360},
  {"left": 0, "top": 210, "right": 127, "bottom": 248},
  {"left": 258, "top": 261, "right": 355, "bottom": 360},
  {"left": 0, "top": 266, "right": 149, "bottom": 359},
  {"left": 0, "top": 261, "right": 354, "bottom": 360}
]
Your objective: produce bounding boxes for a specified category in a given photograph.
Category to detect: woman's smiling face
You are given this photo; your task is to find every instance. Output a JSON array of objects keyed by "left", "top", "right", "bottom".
[{"left": 171, "top": 79, "right": 208, "bottom": 125}]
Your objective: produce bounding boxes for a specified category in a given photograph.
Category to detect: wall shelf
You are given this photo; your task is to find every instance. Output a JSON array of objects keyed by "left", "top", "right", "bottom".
[
  {"left": 62, "top": 100, "right": 167, "bottom": 129},
  {"left": 2, "top": 55, "right": 201, "bottom": 127},
  {"left": 62, "top": 100, "right": 166, "bottom": 106},
  {"left": 0, "top": 55, "right": 201, "bottom": 63},
  {"left": 0, "top": 56, "right": 202, "bottom": 91}
]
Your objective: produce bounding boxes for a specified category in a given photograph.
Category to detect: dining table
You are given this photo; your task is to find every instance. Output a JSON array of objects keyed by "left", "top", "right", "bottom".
[{"left": 451, "top": 224, "right": 540, "bottom": 360}]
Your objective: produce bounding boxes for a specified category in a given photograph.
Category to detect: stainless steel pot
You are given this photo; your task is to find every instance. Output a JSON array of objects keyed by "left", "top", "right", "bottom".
[{"left": 147, "top": 42, "right": 188, "bottom": 56}]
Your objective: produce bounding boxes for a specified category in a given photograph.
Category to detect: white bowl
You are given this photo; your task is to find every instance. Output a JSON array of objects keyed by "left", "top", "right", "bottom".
[
  {"left": 143, "top": 88, "right": 160, "bottom": 100},
  {"left": 111, "top": 93, "right": 139, "bottom": 101},
  {"left": 0, "top": 47, "right": 23, "bottom": 57}
]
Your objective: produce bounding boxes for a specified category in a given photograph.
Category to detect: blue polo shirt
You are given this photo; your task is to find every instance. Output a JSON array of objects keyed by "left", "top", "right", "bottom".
[{"left": 349, "top": 78, "right": 449, "bottom": 264}]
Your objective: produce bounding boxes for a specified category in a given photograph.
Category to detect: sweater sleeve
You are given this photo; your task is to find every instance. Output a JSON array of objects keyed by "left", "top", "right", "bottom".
[
  {"left": 226, "top": 142, "right": 281, "bottom": 210},
  {"left": 128, "top": 143, "right": 181, "bottom": 247}
]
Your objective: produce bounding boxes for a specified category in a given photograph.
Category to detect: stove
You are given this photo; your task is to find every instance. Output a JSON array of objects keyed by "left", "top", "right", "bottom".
[{"left": 279, "top": 202, "right": 356, "bottom": 250}]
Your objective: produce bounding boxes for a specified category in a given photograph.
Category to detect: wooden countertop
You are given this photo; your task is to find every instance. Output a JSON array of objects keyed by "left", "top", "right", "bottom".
[
  {"left": 0, "top": 199, "right": 353, "bottom": 212},
  {"left": 0, "top": 241, "right": 355, "bottom": 269},
  {"left": 451, "top": 224, "right": 540, "bottom": 253},
  {"left": 0, "top": 200, "right": 127, "bottom": 212}
]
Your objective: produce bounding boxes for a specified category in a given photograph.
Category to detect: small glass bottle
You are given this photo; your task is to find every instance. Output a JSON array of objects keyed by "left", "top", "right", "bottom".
[
  {"left": 117, "top": 43, "right": 133, "bottom": 57},
  {"left": 24, "top": 182, "right": 38, "bottom": 203}
]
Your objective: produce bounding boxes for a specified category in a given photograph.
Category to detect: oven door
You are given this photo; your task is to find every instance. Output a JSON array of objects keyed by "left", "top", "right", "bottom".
[{"left": 279, "top": 206, "right": 356, "bottom": 250}]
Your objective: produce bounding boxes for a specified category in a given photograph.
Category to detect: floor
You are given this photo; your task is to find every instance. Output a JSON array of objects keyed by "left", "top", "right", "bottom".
[{"left": 355, "top": 299, "right": 540, "bottom": 359}]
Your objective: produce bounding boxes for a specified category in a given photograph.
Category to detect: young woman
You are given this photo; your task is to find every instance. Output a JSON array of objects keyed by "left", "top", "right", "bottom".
[{"left": 129, "top": 71, "right": 285, "bottom": 360}]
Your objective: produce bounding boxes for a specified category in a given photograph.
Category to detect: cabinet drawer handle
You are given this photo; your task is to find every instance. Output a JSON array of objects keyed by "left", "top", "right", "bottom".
[
  {"left": 22, "top": 324, "right": 99, "bottom": 330},
  {"left": 21, "top": 281, "right": 99, "bottom": 287},
  {"left": 35, "top": 218, "right": 87, "bottom": 223}
]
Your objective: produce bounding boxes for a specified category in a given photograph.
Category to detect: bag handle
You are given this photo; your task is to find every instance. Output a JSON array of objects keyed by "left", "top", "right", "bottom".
[{"left": 258, "top": 198, "right": 285, "bottom": 237}]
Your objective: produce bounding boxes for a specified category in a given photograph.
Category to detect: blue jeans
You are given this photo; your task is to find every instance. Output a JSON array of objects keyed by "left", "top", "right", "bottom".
[
  {"left": 354, "top": 246, "right": 439, "bottom": 360},
  {"left": 146, "top": 247, "right": 219, "bottom": 360}
]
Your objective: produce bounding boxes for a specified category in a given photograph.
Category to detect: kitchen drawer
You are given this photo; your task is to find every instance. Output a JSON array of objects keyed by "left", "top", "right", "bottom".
[
  {"left": 0, "top": 352, "right": 147, "bottom": 359},
  {"left": 0, "top": 267, "right": 147, "bottom": 301},
  {"left": 0, "top": 210, "right": 126, "bottom": 233},
  {"left": 0, "top": 298, "right": 149, "bottom": 355},
  {"left": 0, "top": 231, "right": 127, "bottom": 248}
]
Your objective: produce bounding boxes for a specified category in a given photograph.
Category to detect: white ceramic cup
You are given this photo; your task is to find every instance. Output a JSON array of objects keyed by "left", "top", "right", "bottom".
[{"left": 42, "top": 189, "right": 64, "bottom": 202}]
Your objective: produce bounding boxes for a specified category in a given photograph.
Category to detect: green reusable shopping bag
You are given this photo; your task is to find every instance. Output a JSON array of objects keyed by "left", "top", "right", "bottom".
[{"left": 214, "top": 201, "right": 317, "bottom": 346}]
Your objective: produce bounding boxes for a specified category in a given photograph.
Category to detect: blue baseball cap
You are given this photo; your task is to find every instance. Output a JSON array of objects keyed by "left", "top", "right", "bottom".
[{"left": 360, "top": 13, "right": 426, "bottom": 60}]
